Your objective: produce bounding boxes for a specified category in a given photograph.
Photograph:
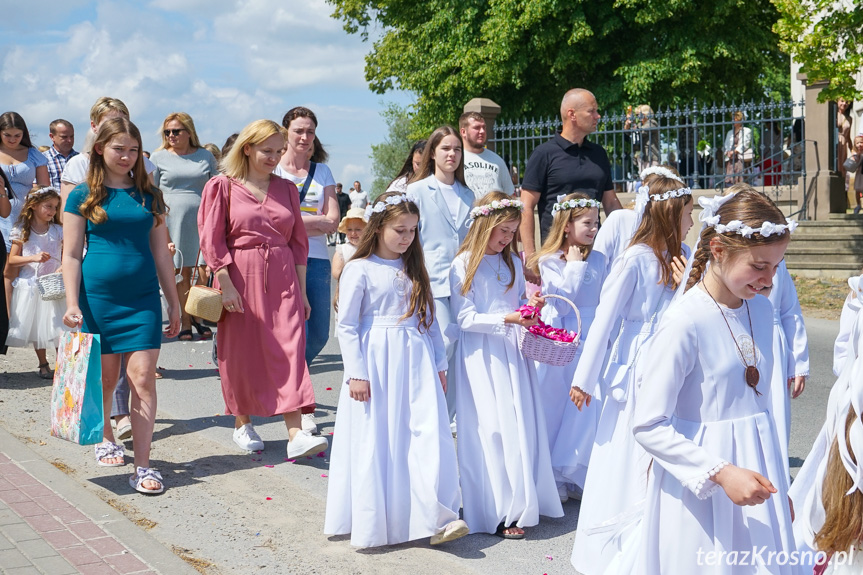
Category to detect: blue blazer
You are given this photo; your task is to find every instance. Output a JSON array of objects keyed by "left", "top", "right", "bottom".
[{"left": 406, "top": 175, "right": 474, "bottom": 298}]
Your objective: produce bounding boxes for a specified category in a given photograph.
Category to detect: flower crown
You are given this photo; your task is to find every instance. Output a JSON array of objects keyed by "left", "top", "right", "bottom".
[
  {"left": 469, "top": 198, "right": 524, "bottom": 220},
  {"left": 634, "top": 184, "right": 692, "bottom": 217},
  {"left": 552, "top": 194, "right": 602, "bottom": 215},
  {"left": 363, "top": 193, "right": 416, "bottom": 221},
  {"left": 639, "top": 166, "right": 684, "bottom": 185},
  {"left": 698, "top": 195, "right": 798, "bottom": 238},
  {"left": 28, "top": 186, "right": 59, "bottom": 198}
]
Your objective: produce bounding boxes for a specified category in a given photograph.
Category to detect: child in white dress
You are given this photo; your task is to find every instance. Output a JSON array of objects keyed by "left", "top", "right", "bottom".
[
  {"left": 331, "top": 207, "right": 366, "bottom": 282},
  {"left": 449, "top": 191, "right": 563, "bottom": 539},
  {"left": 622, "top": 189, "right": 799, "bottom": 574},
  {"left": 569, "top": 174, "right": 694, "bottom": 575},
  {"left": 6, "top": 187, "right": 64, "bottom": 378},
  {"left": 527, "top": 192, "right": 604, "bottom": 500},
  {"left": 324, "top": 191, "right": 468, "bottom": 548}
]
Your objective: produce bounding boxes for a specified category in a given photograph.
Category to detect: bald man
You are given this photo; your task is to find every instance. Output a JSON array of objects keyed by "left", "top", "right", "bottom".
[{"left": 520, "top": 89, "right": 621, "bottom": 280}]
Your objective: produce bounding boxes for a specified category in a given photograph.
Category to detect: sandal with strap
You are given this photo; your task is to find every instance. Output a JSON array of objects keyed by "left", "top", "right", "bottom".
[
  {"left": 37, "top": 362, "right": 53, "bottom": 380},
  {"left": 95, "top": 442, "right": 125, "bottom": 467},
  {"left": 190, "top": 318, "right": 213, "bottom": 340},
  {"left": 129, "top": 466, "right": 164, "bottom": 495}
]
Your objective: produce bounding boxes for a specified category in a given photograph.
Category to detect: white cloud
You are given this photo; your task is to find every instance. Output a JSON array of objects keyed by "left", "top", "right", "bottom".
[{"left": 0, "top": 0, "right": 411, "bottom": 187}]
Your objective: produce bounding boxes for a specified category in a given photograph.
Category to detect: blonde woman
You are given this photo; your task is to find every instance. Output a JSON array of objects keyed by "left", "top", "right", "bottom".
[
  {"left": 198, "top": 119, "right": 326, "bottom": 459},
  {"left": 150, "top": 113, "right": 219, "bottom": 341}
]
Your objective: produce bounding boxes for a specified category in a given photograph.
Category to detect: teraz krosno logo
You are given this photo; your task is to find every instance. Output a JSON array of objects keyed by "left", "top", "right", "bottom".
[{"left": 697, "top": 547, "right": 856, "bottom": 567}]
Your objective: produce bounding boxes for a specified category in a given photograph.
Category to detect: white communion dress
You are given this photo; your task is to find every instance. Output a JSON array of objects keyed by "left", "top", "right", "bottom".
[
  {"left": 536, "top": 249, "right": 607, "bottom": 492},
  {"left": 620, "top": 286, "right": 798, "bottom": 574},
  {"left": 449, "top": 252, "right": 563, "bottom": 533},
  {"left": 324, "top": 255, "right": 461, "bottom": 548},
  {"left": 570, "top": 243, "right": 683, "bottom": 575},
  {"left": 6, "top": 224, "right": 65, "bottom": 349}
]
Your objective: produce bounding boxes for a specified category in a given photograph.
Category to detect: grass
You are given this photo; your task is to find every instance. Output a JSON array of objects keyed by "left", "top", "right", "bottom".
[{"left": 792, "top": 275, "right": 848, "bottom": 320}]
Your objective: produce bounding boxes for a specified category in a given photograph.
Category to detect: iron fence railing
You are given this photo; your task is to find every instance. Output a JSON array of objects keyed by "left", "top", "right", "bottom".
[{"left": 494, "top": 99, "right": 808, "bottom": 218}]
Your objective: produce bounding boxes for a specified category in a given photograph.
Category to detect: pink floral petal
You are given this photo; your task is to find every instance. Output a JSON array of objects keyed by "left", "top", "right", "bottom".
[
  {"left": 325, "top": 387, "right": 332, "bottom": 390},
  {"left": 321, "top": 474, "right": 328, "bottom": 478},
  {"left": 265, "top": 497, "right": 272, "bottom": 500},
  {"left": 317, "top": 452, "right": 325, "bottom": 457},
  {"left": 264, "top": 465, "right": 274, "bottom": 468}
]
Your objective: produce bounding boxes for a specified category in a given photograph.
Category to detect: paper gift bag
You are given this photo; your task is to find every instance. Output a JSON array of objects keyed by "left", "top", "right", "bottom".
[{"left": 50, "top": 331, "right": 104, "bottom": 445}]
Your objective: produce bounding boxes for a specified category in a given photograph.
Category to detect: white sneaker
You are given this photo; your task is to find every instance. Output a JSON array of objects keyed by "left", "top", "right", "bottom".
[
  {"left": 233, "top": 423, "right": 264, "bottom": 452},
  {"left": 301, "top": 413, "right": 319, "bottom": 435},
  {"left": 287, "top": 430, "right": 328, "bottom": 459}
]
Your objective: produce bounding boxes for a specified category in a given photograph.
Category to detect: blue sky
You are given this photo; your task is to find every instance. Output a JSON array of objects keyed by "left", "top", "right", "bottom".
[{"left": 1, "top": 0, "right": 415, "bottom": 186}]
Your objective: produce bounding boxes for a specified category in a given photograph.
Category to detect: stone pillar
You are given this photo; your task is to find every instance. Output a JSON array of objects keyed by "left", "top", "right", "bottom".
[
  {"left": 798, "top": 74, "right": 845, "bottom": 220},
  {"left": 463, "top": 98, "right": 501, "bottom": 152}
]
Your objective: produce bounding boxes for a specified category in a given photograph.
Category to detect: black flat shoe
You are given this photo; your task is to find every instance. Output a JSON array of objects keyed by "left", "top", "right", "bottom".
[{"left": 178, "top": 329, "right": 194, "bottom": 342}]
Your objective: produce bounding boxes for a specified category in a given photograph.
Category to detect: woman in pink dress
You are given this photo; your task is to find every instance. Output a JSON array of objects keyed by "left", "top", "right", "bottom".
[{"left": 198, "top": 119, "right": 328, "bottom": 459}]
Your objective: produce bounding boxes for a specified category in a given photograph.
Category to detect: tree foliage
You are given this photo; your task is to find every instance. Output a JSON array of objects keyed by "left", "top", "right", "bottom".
[
  {"left": 329, "top": 0, "right": 790, "bottom": 130},
  {"left": 773, "top": 0, "right": 863, "bottom": 103},
  {"left": 369, "top": 103, "right": 416, "bottom": 200}
]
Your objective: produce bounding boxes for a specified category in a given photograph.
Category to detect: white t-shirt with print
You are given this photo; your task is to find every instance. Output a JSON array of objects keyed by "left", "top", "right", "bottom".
[
  {"left": 273, "top": 163, "right": 336, "bottom": 260},
  {"left": 463, "top": 148, "right": 514, "bottom": 198}
]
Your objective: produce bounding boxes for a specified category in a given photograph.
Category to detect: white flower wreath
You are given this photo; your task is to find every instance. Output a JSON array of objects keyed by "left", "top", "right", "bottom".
[
  {"left": 552, "top": 195, "right": 602, "bottom": 215},
  {"left": 363, "top": 193, "right": 417, "bottom": 221}
]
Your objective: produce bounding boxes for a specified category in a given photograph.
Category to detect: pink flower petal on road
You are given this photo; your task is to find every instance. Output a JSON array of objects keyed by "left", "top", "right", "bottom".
[
  {"left": 317, "top": 452, "right": 325, "bottom": 457},
  {"left": 264, "top": 465, "right": 274, "bottom": 468},
  {"left": 321, "top": 474, "right": 328, "bottom": 478},
  {"left": 265, "top": 497, "right": 272, "bottom": 500},
  {"left": 284, "top": 458, "right": 296, "bottom": 462},
  {"left": 325, "top": 387, "right": 332, "bottom": 390}
]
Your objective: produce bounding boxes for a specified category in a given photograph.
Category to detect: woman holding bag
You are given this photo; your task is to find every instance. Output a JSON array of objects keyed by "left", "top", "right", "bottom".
[
  {"left": 62, "top": 118, "right": 180, "bottom": 494},
  {"left": 198, "top": 119, "right": 327, "bottom": 459}
]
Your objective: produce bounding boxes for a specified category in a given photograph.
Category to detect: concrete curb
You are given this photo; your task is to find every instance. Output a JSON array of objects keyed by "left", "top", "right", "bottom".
[{"left": 0, "top": 426, "right": 199, "bottom": 575}]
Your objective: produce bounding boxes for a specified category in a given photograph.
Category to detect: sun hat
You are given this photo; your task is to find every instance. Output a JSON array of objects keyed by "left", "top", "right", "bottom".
[{"left": 338, "top": 207, "right": 367, "bottom": 234}]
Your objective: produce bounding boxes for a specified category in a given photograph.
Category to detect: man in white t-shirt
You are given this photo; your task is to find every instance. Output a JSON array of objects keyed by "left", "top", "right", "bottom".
[{"left": 459, "top": 111, "right": 514, "bottom": 198}]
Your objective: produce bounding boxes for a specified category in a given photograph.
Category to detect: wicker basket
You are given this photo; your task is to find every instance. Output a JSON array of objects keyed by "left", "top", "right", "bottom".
[
  {"left": 518, "top": 294, "right": 581, "bottom": 366},
  {"left": 36, "top": 272, "right": 66, "bottom": 301}
]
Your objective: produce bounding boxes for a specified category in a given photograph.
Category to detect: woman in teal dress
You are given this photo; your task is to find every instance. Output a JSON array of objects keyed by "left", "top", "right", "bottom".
[{"left": 62, "top": 118, "right": 180, "bottom": 494}]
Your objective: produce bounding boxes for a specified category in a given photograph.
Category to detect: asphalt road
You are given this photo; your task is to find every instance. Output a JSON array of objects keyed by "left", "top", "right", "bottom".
[{"left": 0, "top": 313, "right": 842, "bottom": 575}]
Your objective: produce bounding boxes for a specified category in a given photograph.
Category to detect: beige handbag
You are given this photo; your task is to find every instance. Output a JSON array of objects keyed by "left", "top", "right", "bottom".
[{"left": 184, "top": 179, "right": 231, "bottom": 324}]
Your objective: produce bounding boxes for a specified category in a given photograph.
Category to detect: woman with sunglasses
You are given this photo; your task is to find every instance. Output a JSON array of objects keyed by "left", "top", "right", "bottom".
[{"left": 150, "top": 113, "right": 219, "bottom": 341}]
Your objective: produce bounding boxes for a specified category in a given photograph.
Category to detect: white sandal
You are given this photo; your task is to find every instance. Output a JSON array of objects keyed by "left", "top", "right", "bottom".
[
  {"left": 94, "top": 442, "right": 125, "bottom": 467},
  {"left": 129, "top": 467, "right": 164, "bottom": 495}
]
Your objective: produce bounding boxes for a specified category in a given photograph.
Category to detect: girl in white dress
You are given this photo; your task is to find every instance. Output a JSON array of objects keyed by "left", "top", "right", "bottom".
[
  {"left": 569, "top": 174, "right": 694, "bottom": 575},
  {"left": 324, "top": 191, "right": 468, "bottom": 548},
  {"left": 449, "top": 191, "right": 563, "bottom": 539},
  {"left": 527, "top": 192, "right": 603, "bottom": 500},
  {"left": 623, "top": 189, "right": 799, "bottom": 574},
  {"left": 6, "top": 187, "right": 64, "bottom": 377}
]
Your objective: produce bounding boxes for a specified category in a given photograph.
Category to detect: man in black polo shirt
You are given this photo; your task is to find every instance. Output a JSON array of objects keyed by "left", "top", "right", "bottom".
[{"left": 520, "top": 88, "right": 621, "bottom": 280}]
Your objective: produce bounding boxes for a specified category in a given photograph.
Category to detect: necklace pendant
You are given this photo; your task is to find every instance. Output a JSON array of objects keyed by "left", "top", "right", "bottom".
[{"left": 745, "top": 365, "right": 760, "bottom": 388}]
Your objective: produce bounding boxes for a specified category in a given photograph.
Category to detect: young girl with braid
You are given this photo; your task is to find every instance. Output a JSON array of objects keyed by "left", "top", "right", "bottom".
[
  {"left": 528, "top": 192, "right": 603, "bottom": 501},
  {"left": 613, "top": 190, "right": 798, "bottom": 573},
  {"left": 570, "top": 174, "right": 693, "bottom": 575}
]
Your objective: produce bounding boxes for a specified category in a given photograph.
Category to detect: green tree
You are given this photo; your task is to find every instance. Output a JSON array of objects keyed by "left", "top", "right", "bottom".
[
  {"left": 329, "top": 0, "right": 790, "bottom": 130},
  {"left": 369, "top": 103, "right": 416, "bottom": 200},
  {"left": 773, "top": 0, "right": 863, "bottom": 102}
]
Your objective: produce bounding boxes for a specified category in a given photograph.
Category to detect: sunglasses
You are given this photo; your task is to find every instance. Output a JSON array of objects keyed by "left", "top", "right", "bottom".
[{"left": 163, "top": 129, "right": 186, "bottom": 137}]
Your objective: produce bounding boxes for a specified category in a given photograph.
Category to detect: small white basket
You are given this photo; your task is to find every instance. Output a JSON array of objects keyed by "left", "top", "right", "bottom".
[
  {"left": 36, "top": 272, "right": 65, "bottom": 301},
  {"left": 518, "top": 294, "right": 582, "bottom": 366}
]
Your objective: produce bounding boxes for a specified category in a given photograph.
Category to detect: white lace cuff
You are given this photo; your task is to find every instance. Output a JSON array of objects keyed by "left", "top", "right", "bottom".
[{"left": 682, "top": 460, "right": 729, "bottom": 500}]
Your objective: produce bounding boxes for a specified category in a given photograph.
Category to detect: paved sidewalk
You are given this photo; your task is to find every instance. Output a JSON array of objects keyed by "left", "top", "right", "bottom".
[{"left": 0, "top": 427, "right": 197, "bottom": 575}]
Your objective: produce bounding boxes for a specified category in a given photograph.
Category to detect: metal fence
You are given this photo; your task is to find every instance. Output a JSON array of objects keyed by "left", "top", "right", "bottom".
[{"left": 494, "top": 99, "right": 809, "bottom": 217}]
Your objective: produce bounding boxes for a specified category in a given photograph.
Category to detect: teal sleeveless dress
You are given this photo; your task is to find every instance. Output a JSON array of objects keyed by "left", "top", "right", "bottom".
[{"left": 65, "top": 185, "right": 161, "bottom": 354}]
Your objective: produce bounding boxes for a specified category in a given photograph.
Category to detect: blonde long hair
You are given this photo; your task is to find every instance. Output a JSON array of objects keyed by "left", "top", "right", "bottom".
[
  {"left": 528, "top": 192, "right": 598, "bottom": 271},
  {"left": 629, "top": 175, "right": 692, "bottom": 288},
  {"left": 81, "top": 118, "right": 167, "bottom": 225},
  {"left": 814, "top": 407, "right": 863, "bottom": 555},
  {"left": 351, "top": 192, "right": 435, "bottom": 332},
  {"left": 456, "top": 191, "right": 521, "bottom": 295}
]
